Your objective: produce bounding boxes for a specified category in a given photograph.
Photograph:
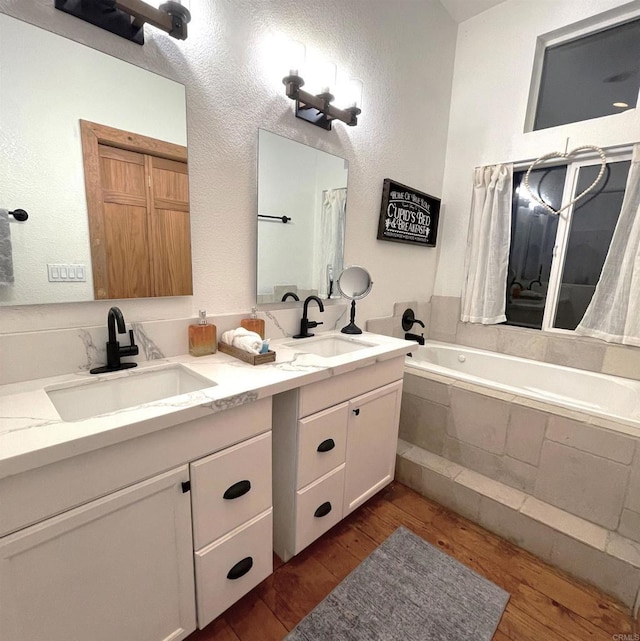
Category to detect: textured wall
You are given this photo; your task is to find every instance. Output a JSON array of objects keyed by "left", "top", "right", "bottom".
[
  {"left": 0, "top": 0, "right": 456, "bottom": 334},
  {"left": 435, "top": 0, "right": 640, "bottom": 297}
]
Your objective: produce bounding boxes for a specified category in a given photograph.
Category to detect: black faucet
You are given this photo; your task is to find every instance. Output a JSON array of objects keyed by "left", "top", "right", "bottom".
[
  {"left": 281, "top": 291, "right": 300, "bottom": 302},
  {"left": 90, "top": 306, "right": 139, "bottom": 374},
  {"left": 293, "top": 296, "right": 325, "bottom": 338},
  {"left": 405, "top": 332, "right": 425, "bottom": 345},
  {"left": 402, "top": 308, "right": 425, "bottom": 345}
]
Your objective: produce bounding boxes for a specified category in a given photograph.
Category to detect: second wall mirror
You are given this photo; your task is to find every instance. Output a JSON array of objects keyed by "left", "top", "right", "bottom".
[{"left": 257, "top": 130, "right": 349, "bottom": 304}]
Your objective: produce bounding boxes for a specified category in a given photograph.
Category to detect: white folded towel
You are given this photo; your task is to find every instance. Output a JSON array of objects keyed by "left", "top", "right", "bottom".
[{"left": 221, "top": 327, "right": 263, "bottom": 354}]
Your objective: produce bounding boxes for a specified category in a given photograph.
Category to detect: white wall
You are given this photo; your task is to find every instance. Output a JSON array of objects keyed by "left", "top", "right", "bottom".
[
  {"left": 0, "top": 0, "right": 457, "bottom": 334},
  {"left": 435, "top": 0, "right": 640, "bottom": 297},
  {"left": 0, "top": 14, "right": 186, "bottom": 306}
]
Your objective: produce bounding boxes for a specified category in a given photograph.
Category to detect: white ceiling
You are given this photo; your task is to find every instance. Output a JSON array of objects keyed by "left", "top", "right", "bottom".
[{"left": 439, "top": 0, "right": 507, "bottom": 23}]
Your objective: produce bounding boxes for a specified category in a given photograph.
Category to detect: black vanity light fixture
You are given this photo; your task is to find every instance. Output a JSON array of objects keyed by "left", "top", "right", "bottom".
[
  {"left": 282, "top": 44, "right": 363, "bottom": 130},
  {"left": 55, "top": 0, "right": 191, "bottom": 45}
]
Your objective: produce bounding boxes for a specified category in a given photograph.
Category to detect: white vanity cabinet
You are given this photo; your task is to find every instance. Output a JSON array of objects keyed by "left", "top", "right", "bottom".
[
  {"left": 272, "top": 357, "right": 404, "bottom": 561},
  {"left": 0, "top": 398, "right": 273, "bottom": 641},
  {"left": 0, "top": 466, "right": 195, "bottom": 641}
]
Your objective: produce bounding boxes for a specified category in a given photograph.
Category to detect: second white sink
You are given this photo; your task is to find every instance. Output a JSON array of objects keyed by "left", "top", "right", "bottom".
[
  {"left": 46, "top": 364, "right": 217, "bottom": 421},
  {"left": 285, "top": 335, "right": 375, "bottom": 358}
]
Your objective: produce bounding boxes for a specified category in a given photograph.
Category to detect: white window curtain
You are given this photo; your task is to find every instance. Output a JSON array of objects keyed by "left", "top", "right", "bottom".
[
  {"left": 460, "top": 163, "right": 513, "bottom": 324},
  {"left": 575, "top": 144, "right": 640, "bottom": 345},
  {"left": 317, "top": 188, "right": 346, "bottom": 298}
]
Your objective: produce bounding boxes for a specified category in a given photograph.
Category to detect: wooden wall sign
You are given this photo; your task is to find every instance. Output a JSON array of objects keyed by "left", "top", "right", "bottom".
[{"left": 377, "top": 178, "right": 440, "bottom": 247}]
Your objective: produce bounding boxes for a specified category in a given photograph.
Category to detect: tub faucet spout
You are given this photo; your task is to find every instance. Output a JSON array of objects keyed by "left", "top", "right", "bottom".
[{"left": 405, "top": 332, "right": 425, "bottom": 346}]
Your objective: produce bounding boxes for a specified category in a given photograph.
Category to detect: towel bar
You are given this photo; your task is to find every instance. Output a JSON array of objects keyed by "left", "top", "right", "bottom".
[{"left": 258, "top": 214, "right": 291, "bottom": 223}]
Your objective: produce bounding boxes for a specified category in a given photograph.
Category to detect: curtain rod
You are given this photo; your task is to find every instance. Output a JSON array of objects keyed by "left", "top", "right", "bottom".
[{"left": 474, "top": 140, "right": 636, "bottom": 171}]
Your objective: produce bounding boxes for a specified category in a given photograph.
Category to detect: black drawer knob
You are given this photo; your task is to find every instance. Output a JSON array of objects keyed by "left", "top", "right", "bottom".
[
  {"left": 227, "top": 556, "right": 254, "bottom": 580},
  {"left": 352, "top": 408, "right": 360, "bottom": 416},
  {"left": 314, "top": 501, "right": 332, "bottom": 518},
  {"left": 223, "top": 480, "right": 251, "bottom": 500},
  {"left": 317, "top": 438, "right": 335, "bottom": 453}
]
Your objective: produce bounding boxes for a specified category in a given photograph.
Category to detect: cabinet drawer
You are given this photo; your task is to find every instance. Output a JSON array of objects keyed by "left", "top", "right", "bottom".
[
  {"left": 295, "top": 465, "right": 345, "bottom": 555},
  {"left": 297, "top": 402, "right": 348, "bottom": 489},
  {"left": 299, "top": 356, "right": 404, "bottom": 417},
  {"left": 194, "top": 509, "right": 273, "bottom": 629},
  {"left": 191, "top": 432, "right": 272, "bottom": 549}
]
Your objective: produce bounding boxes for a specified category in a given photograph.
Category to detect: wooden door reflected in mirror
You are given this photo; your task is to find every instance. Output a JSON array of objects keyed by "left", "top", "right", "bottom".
[{"left": 81, "top": 120, "right": 192, "bottom": 299}]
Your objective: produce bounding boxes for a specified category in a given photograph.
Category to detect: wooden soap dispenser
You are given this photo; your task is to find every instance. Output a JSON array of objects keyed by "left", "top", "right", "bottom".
[
  {"left": 189, "top": 310, "right": 216, "bottom": 356},
  {"left": 241, "top": 306, "right": 265, "bottom": 339}
]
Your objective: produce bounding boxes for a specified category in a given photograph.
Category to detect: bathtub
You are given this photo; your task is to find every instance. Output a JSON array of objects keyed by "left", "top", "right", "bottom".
[{"left": 405, "top": 340, "right": 640, "bottom": 431}]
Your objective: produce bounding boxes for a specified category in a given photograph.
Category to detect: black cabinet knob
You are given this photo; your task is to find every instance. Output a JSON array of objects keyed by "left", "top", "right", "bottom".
[
  {"left": 223, "top": 480, "right": 252, "bottom": 500},
  {"left": 226, "top": 556, "right": 254, "bottom": 580},
  {"left": 352, "top": 408, "right": 360, "bottom": 416}
]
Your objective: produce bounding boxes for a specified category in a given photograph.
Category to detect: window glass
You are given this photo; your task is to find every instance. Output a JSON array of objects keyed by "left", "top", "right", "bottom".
[
  {"left": 553, "top": 160, "right": 631, "bottom": 329},
  {"left": 506, "top": 166, "right": 566, "bottom": 329},
  {"left": 534, "top": 19, "right": 640, "bottom": 130}
]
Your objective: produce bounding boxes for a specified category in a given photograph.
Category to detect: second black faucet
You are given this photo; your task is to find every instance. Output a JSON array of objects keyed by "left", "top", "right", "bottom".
[{"left": 293, "top": 296, "right": 324, "bottom": 338}]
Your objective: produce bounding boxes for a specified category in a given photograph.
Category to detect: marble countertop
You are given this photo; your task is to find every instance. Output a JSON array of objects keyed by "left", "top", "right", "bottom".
[{"left": 0, "top": 332, "right": 414, "bottom": 479}]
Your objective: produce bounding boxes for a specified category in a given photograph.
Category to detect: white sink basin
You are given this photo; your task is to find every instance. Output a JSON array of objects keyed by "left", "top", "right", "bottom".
[
  {"left": 46, "top": 365, "right": 216, "bottom": 421},
  {"left": 285, "top": 335, "right": 375, "bottom": 358}
]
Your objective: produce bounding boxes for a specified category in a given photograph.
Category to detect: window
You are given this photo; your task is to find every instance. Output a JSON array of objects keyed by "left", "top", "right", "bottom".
[
  {"left": 506, "top": 153, "right": 631, "bottom": 331},
  {"left": 533, "top": 18, "right": 640, "bottom": 131}
]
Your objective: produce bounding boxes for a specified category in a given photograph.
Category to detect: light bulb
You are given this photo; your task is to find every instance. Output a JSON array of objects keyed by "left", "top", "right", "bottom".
[
  {"left": 283, "top": 40, "right": 305, "bottom": 77},
  {"left": 344, "top": 78, "right": 363, "bottom": 108},
  {"left": 307, "top": 57, "right": 336, "bottom": 94}
]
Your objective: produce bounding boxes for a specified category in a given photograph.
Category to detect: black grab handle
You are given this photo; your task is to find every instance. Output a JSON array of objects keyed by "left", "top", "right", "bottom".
[
  {"left": 317, "top": 438, "right": 335, "bottom": 453},
  {"left": 314, "top": 501, "right": 332, "bottom": 518},
  {"left": 226, "top": 557, "right": 254, "bottom": 580},
  {"left": 223, "top": 480, "right": 251, "bottom": 500}
]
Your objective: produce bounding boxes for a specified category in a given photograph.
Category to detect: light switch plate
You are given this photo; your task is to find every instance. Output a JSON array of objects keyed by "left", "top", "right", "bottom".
[{"left": 47, "top": 263, "right": 87, "bottom": 282}]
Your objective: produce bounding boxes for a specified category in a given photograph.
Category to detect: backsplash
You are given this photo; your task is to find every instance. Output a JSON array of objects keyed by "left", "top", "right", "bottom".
[
  {"left": 367, "top": 296, "right": 640, "bottom": 382},
  {"left": 0, "top": 304, "right": 348, "bottom": 386}
]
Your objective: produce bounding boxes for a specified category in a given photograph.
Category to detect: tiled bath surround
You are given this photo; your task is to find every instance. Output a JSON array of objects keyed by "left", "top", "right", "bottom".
[
  {"left": 367, "top": 297, "right": 640, "bottom": 609},
  {"left": 397, "top": 438, "right": 640, "bottom": 610},
  {"left": 397, "top": 366, "right": 640, "bottom": 610},
  {"left": 399, "top": 368, "right": 640, "bottom": 537}
]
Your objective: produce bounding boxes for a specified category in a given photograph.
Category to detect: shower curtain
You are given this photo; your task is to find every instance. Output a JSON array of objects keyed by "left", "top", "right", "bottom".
[
  {"left": 460, "top": 163, "right": 513, "bottom": 324},
  {"left": 318, "top": 188, "right": 346, "bottom": 298},
  {"left": 576, "top": 143, "right": 640, "bottom": 345}
]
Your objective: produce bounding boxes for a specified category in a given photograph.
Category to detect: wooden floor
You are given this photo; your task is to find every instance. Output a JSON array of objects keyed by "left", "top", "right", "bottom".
[{"left": 188, "top": 482, "right": 635, "bottom": 641}]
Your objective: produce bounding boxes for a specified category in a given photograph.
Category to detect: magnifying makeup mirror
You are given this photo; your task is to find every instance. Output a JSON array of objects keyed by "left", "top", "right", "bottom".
[{"left": 337, "top": 265, "right": 373, "bottom": 334}]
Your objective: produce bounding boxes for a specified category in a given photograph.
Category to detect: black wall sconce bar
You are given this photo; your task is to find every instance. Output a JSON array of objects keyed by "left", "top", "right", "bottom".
[
  {"left": 283, "top": 74, "right": 362, "bottom": 131},
  {"left": 55, "top": 0, "right": 191, "bottom": 45}
]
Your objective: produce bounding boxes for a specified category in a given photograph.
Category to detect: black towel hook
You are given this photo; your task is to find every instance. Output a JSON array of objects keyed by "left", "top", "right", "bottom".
[{"left": 9, "top": 209, "right": 28, "bottom": 221}]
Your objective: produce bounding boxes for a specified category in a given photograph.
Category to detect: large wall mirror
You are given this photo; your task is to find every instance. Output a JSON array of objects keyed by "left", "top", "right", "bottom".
[
  {"left": 257, "top": 130, "right": 348, "bottom": 304},
  {"left": 0, "top": 13, "right": 190, "bottom": 307}
]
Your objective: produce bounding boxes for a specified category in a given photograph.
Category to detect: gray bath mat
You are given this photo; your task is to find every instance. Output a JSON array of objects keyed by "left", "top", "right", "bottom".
[{"left": 285, "top": 526, "right": 509, "bottom": 641}]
